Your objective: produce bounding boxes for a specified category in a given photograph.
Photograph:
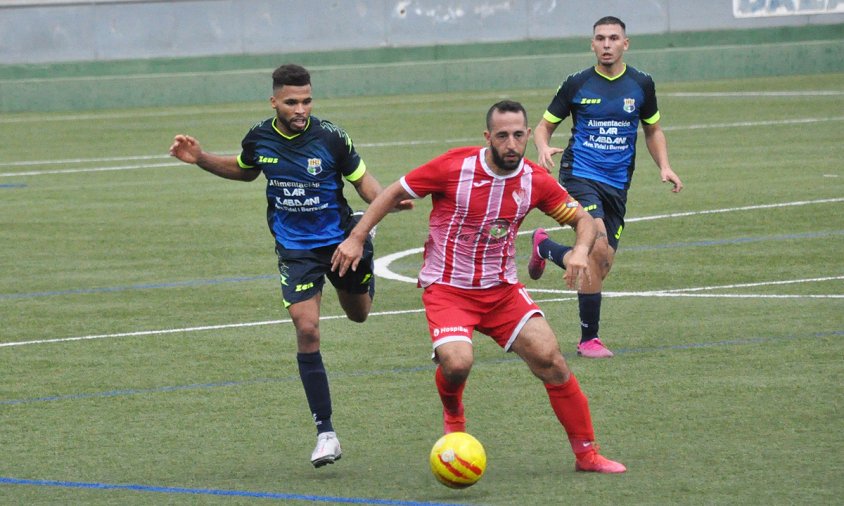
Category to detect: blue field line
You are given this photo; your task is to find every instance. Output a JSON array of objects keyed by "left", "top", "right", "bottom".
[
  {"left": 3, "top": 331, "right": 840, "bottom": 407},
  {"left": 0, "top": 183, "right": 26, "bottom": 188},
  {"left": 0, "top": 477, "right": 473, "bottom": 505},
  {"left": 3, "top": 230, "right": 841, "bottom": 301}
]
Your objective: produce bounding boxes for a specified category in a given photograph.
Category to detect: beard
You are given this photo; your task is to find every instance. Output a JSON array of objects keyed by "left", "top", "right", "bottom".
[
  {"left": 490, "top": 146, "right": 523, "bottom": 172},
  {"left": 276, "top": 113, "right": 307, "bottom": 134}
]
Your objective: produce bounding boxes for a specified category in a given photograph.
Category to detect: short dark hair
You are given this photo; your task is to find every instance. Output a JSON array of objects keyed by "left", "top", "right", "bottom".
[
  {"left": 593, "top": 16, "right": 626, "bottom": 33},
  {"left": 272, "top": 64, "right": 311, "bottom": 90},
  {"left": 486, "top": 100, "right": 527, "bottom": 130}
]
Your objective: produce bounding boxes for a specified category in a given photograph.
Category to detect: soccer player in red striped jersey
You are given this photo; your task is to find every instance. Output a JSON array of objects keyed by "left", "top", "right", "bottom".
[{"left": 332, "top": 100, "right": 626, "bottom": 473}]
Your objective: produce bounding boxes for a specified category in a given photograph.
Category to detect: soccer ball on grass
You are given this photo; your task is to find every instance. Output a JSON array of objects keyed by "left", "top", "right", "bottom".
[{"left": 429, "top": 432, "right": 486, "bottom": 488}]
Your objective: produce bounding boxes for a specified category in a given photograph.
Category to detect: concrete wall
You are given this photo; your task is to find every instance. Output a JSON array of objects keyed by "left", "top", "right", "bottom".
[{"left": 2, "top": 0, "right": 843, "bottom": 65}]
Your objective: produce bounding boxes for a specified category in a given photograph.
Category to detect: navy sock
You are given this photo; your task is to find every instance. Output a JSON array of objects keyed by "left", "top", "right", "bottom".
[
  {"left": 578, "top": 293, "right": 602, "bottom": 343},
  {"left": 297, "top": 351, "right": 334, "bottom": 434},
  {"left": 538, "top": 238, "right": 572, "bottom": 270}
]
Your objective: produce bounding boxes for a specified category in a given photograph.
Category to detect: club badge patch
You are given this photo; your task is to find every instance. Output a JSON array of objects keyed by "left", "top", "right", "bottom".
[
  {"left": 307, "top": 158, "right": 323, "bottom": 175},
  {"left": 623, "top": 98, "right": 636, "bottom": 113}
]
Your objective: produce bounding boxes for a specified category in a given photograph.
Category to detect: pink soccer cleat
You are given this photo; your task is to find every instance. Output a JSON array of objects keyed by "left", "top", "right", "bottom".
[
  {"left": 577, "top": 338, "right": 614, "bottom": 358},
  {"left": 575, "top": 450, "right": 627, "bottom": 474},
  {"left": 528, "top": 228, "right": 550, "bottom": 280}
]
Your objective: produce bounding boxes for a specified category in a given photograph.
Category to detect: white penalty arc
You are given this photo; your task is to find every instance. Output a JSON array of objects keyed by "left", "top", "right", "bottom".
[{"left": 374, "top": 198, "right": 844, "bottom": 284}]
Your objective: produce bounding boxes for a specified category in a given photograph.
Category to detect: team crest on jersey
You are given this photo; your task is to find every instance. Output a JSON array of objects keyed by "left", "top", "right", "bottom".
[
  {"left": 307, "top": 158, "right": 323, "bottom": 175},
  {"left": 623, "top": 98, "right": 636, "bottom": 113},
  {"left": 486, "top": 219, "right": 510, "bottom": 240}
]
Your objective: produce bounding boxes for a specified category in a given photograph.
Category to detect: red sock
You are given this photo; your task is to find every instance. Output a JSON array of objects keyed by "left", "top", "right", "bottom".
[
  {"left": 435, "top": 365, "right": 465, "bottom": 415},
  {"left": 545, "top": 374, "right": 596, "bottom": 456}
]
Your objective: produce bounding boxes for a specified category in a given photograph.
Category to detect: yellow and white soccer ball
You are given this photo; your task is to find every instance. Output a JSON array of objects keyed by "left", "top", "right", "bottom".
[{"left": 429, "top": 432, "right": 487, "bottom": 488}]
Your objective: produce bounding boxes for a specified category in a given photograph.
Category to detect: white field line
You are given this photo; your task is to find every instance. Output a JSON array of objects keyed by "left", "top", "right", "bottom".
[
  {"left": 373, "top": 198, "right": 844, "bottom": 283},
  {"left": 0, "top": 89, "right": 839, "bottom": 125},
  {"left": 1, "top": 276, "right": 840, "bottom": 349},
  {"left": 2, "top": 115, "right": 843, "bottom": 177}
]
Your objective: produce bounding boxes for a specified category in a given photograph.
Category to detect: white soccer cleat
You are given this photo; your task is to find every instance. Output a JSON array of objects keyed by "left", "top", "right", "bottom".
[{"left": 311, "top": 431, "right": 342, "bottom": 468}]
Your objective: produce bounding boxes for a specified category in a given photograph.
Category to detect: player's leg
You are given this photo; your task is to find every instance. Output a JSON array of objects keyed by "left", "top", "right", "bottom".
[
  {"left": 287, "top": 293, "right": 343, "bottom": 467},
  {"left": 577, "top": 183, "right": 626, "bottom": 357},
  {"left": 278, "top": 245, "right": 342, "bottom": 467},
  {"left": 575, "top": 217, "right": 615, "bottom": 358},
  {"left": 509, "top": 316, "right": 625, "bottom": 473},
  {"left": 331, "top": 217, "right": 376, "bottom": 322},
  {"left": 434, "top": 341, "right": 474, "bottom": 434},
  {"left": 423, "top": 284, "right": 479, "bottom": 434}
]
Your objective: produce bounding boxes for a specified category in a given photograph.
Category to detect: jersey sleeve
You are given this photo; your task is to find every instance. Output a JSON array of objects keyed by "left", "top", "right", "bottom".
[
  {"left": 400, "top": 151, "right": 454, "bottom": 199},
  {"left": 533, "top": 168, "right": 582, "bottom": 226},
  {"left": 321, "top": 120, "right": 365, "bottom": 182},
  {"left": 543, "top": 75, "right": 576, "bottom": 124},
  {"left": 237, "top": 121, "right": 263, "bottom": 169},
  {"left": 639, "top": 74, "right": 660, "bottom": 125}
]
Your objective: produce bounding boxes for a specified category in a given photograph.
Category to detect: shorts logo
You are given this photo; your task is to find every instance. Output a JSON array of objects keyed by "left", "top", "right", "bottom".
[
  {"left": 433, "top": 326, "right": 469, "bottom": 337},
  {"left": 623, "top": 98, "right": 636, "bottom": 113},
  {"left": 295, "top": 282, "right": 315, "bottom": 292},
  {"left": 307, "top": 158, "right": 323, "bottom": 175}
]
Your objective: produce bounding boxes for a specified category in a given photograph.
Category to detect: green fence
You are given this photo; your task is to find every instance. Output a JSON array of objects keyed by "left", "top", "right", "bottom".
[{"left": 1, "top": 25, "right": 842, "bottom": 113}]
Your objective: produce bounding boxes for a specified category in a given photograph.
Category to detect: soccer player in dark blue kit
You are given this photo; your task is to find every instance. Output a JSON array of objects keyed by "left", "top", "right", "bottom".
[
  {"left": 529, "top": 16, "right": 684, "bottom": 358},
  {"left": 169, "top": 64, "right": 411, "bottom": 467}
]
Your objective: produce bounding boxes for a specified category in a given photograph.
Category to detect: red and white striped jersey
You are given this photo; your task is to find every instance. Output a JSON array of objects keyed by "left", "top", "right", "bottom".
[{"left": 400, "top": 146, "right": 581, "bottom": 289}]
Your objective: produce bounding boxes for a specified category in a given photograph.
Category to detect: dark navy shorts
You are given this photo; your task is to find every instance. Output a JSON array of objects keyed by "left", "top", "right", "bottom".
[
  {"left": 275, "top": 215, "right": 375, "bottom": 308},
  {"left": 559, "top": 174, "right": 628, "bottom": 250}
]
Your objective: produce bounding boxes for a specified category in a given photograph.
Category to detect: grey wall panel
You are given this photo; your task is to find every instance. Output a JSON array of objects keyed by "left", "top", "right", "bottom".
[
  {"left": 0, "top": 5, "right": 97, "bottom": 63},
  {"left": 240, "top": 0, "right": 389, "bottom": 54},
  {"left": 528, "top": 0, "right": 671, "bottom": 40},
  {"left": 90, "top": 1, "right": 245, "bottom": 60},
  {"left": 385, "top": 0, "right": 531, "bottom": 45},
  {"left": 0, "top": 0, "right": 842, "bottom": 64}
]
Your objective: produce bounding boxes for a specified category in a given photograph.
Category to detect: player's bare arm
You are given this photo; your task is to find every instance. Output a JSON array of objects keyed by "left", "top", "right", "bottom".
[
  {"left": 642, "top": 122, "right": 683, "bottom": 193},
  {"left": 533, "top": 119, "right": 564, "bottom": 172},
  {"left": 331, "top": 181, "right": 413, "bottom": 276},
  {"left": 351, "top": 172, "right": 415, "bottom": 210},
  {"left": 169, "top": 134, "right": 259, "bottom": 182}
]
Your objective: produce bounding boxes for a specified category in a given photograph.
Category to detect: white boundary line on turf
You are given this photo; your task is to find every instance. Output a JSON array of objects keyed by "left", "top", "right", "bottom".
[
  {"left": 373, "top": 197, "right": 844, "bottom": 283},
  {"left": 0, "top": 90, "right": 839, "bottom": 126},
  {"left": 2, "top": 115, "right": 843, "bottom": 176},
  {"left": 2, "top": 276, "right": 840, "bottom": 349}
]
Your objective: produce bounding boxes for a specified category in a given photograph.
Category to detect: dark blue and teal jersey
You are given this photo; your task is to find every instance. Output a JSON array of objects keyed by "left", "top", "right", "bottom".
[
  {"left": 543, "top": 65, "right": 659, "bottom": 190},
  {"left": 237, "top": 115, "right": 366, "bottom": 250}
]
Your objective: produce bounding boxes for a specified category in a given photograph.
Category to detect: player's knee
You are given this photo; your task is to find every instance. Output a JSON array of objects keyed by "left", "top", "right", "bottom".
[
  {"left": 340, "top": 293, "right": 372, "bottom": 322},
  {"left": 295, "top": 325, "right": 320, "bottom": 351},
  {"left": 531, "top": 350, "right": 569, "bottom": 383},
  {"left": 440, "top": 355, "right": 473, "bottom": 381},
  {"left": 346, "top": 311, "right": 368, "bottom": 323}
]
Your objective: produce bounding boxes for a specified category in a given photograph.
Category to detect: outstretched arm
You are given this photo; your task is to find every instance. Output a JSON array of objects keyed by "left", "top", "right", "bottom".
[
  {"left": 331, "top": 180, "right": 414, "bottom": 276},
  {"left": 642, "top": 122, "right": 683, "bottom": 193},
  {"left": 169, "top": 134, "right": 259, "bottom": 182},
  {"left": 349, "top": 171, "right": 413, "bottom": 210}
]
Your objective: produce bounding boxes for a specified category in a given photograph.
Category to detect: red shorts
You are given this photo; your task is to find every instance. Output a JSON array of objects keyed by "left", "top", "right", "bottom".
[{"left": 421, "top": 282, "right": 543, "bottom": 352}]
